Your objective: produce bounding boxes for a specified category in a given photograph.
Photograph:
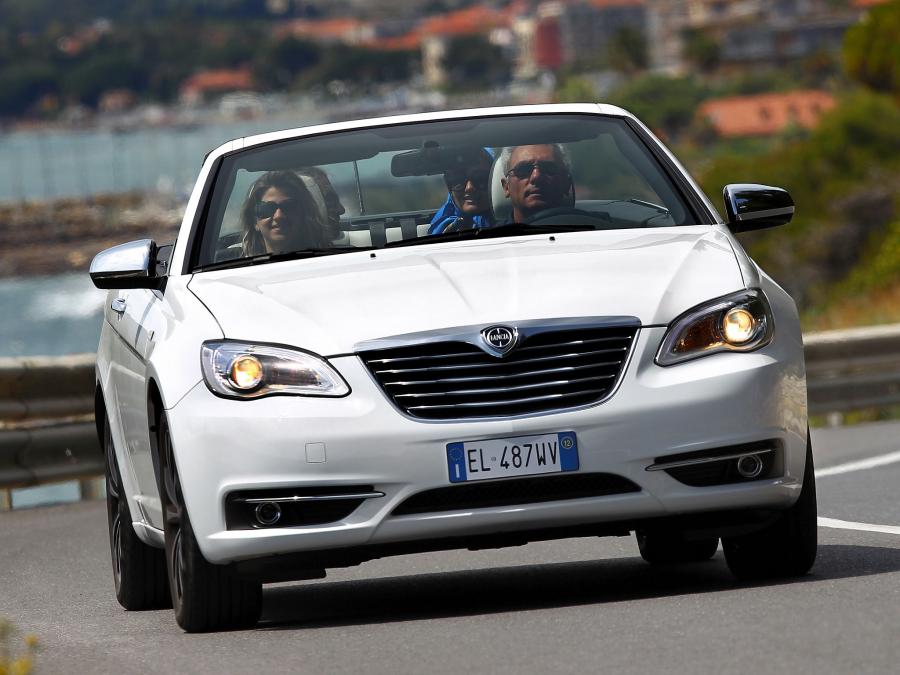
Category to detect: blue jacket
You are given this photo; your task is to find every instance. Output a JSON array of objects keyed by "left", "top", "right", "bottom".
[{"left": 428, "top": 196, "right": 495, "bottom": 234}]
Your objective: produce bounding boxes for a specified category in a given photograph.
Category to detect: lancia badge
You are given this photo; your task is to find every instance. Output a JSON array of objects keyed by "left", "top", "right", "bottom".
[{"left": 480, "top": 325, "right": 518, "bottom": 357}]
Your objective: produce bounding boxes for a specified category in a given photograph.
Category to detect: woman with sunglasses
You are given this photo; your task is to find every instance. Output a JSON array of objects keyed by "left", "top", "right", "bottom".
[
  {"left": 428, "top": 148, "right": 496, "bottom": 235},
  {"left": 239, "top": 170, "right": 329, "bottom": 256}
]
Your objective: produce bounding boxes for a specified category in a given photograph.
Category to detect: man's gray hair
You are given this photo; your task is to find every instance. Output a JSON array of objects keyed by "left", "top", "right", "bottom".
[{"left": 499, "top": 143, "right": 572, "bottom": 177}]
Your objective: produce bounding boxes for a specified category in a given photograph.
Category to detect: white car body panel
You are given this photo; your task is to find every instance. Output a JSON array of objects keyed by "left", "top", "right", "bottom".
[
  {"left": 167, "top": 320, "right": 805, "bottom": 563},
  {"left": 95, "top": 103, "right": 810, "bottom": 566},
  {"left": 98, "top": 275, "right": 222, "bottom": 533},
  {"left": 189, "top": 226, "right": 743, "bottom": 356}
]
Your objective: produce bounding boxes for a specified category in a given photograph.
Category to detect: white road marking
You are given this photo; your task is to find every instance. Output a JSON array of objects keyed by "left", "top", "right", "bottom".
[
  {"left": 818, "top": 517, "right": 900, "bottom": 536},
  {"left": 815, "top": 449, "right": 900, "bottom": 478}
]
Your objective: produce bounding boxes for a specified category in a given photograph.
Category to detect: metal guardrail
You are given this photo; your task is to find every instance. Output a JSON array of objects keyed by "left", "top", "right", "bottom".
[
  {"left": 804, "top": 324, "right": 900, "bottom": 415},
  {"left": 1, "top": 323, "right": 899, "bottom": 500},
  {"left": 0, "top": 354, "right": 101, "bottom": 507}
]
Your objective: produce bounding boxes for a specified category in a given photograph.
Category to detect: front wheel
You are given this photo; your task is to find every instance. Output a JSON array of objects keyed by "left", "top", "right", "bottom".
[
  {"left": 158, "top": 416, "right": 262, "bottom": 632},
  {"left": 103, "top": 416, "right": 170, "bottom": 610},
  {"left": 723, "top": 434, "right": 817, "bottom": 580}
]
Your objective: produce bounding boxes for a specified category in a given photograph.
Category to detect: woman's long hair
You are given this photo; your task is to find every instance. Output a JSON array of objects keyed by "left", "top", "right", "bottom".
[{"left": 240, "top": 171, "right": 329, "bottom": 255}]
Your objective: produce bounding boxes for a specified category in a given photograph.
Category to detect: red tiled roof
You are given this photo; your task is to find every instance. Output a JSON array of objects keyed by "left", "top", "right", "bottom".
[
  {"left": 417, "top": 4, "right": 508, "bottom": 37},
  {"left": 181, "top": 68, "right": 254, "bottom": 94},
  {"left": 361, "top": 4, "right": 510, "bottom": 52},
  {"left": 282, "top": 17, "right": 371, "bottom": 39},
  {"left": 697, "top": 90, "right": 836, "bottom": 138}
]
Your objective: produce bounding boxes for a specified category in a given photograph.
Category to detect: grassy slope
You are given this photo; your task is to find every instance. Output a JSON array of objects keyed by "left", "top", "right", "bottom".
[{"left": 682, "top": 90, "right": 900, "bottom": 331}]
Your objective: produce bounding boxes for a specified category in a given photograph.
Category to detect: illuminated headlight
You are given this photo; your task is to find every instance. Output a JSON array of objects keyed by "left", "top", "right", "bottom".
[
  {"left": 201, "top": 341, "right": 350, "bottom": 399},
  {"left": 656, "top": 289, "right": 773, "bottom": 366}
]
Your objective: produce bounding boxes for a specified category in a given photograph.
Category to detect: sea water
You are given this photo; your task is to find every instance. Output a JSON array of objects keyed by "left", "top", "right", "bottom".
[{"left": 1, "top": 273, "right": 106, "bottom": 507}]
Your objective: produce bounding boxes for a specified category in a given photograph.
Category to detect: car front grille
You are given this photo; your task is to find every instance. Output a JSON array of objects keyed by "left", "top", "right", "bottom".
[
  {"left": 392, "top": 473, "right": 641, "bottom": 516},
  {"left": 359, "top": 325, "right": 637, "bottom": 420}
]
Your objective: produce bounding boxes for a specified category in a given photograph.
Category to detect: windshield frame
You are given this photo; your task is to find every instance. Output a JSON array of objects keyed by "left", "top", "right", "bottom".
[{"left": 184, "top": 109, "right": 717, "bottom": 275}]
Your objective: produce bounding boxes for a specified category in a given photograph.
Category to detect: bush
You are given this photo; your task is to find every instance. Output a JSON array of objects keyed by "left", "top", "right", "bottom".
[
  {"left": 0, "top": 618, "right": 39, "bottom": 675},
  {"left": 696, "top": 90, "right": 900, "bottom": 312},
  {"left": 607, "top": 74, "right": 709, "bottom": 139}
]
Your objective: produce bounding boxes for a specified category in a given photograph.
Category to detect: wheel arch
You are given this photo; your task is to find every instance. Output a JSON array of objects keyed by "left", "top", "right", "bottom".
[
  {"left": 146, "top": 377, "right": 165, "bottom": 494},
  {"left": 94, "top": 381, "right": 107, "bottom": 452}
]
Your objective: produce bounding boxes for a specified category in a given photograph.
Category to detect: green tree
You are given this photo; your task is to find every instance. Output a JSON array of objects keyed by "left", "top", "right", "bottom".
[
  {"left": 607, "top": 74, "right": 708, "bottom": 138},
  {"left": 682, "top": 28, "right": 720, "bottom": 73},
  {"left": 696, "top": 91, "right": 900, "bottom": 309},
  {"left": 300, "top": 47, "right": 417, "bottom": 89},
  {"left": 843, "top": 0, "right": 900, "bottom": 94},
  {"left": 0, "top": 62, "right": 58, "bottom": 116},
  {"left": 65, "top": 52, "right": 148, "bottom": 106},
  {"left": 252, "top": 37, "right": 321, "bottom": 90},
  {"left": 607, "top": 27, "right": 647, "bottom": 74},
  {"left": 441, "top": 34, "right": 510, "bottom": 90},
  {"left": 556, "top": 75, "right": 597, "bottom": 103}
]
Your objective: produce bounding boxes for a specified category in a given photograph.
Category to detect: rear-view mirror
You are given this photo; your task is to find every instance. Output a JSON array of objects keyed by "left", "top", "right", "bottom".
[
  {"left": 723, "top": 184, "right": 794, "bottom": 233},
  {"left": 89, "top": 239, "right": 161, "bottom": 289}
]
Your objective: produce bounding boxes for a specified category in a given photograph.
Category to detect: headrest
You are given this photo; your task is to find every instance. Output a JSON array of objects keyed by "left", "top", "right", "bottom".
[
  {"left": 299, "top": 173, "right": 327, "bottom": 220},
  {"left": 490, "top": 155, "right": 512, "bottom": 223}
]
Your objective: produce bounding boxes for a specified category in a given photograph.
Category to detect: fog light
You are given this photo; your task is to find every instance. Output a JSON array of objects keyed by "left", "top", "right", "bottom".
[
  {"left": 254, "top": 501, "right": 282, "bottom": 526},
  {"left": 736, "top": 454, "right": 764, "bottom": 479},
  {"left": 723, "top": 308, "right": 756, "bottom": 344}
]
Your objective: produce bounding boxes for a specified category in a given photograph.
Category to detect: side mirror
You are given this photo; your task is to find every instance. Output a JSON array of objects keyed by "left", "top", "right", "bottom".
[
  {"left": 90, "top": 239, "right": 161, "bottom": 289},
  {"left": 723, "top": 184, "right": 794, "bottom": 233}
]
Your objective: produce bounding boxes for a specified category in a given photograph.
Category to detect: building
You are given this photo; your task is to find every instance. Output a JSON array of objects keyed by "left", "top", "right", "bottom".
[
  {"left": 179, "top": 69, "right": 255, "bottom": 106},
  {"left": 646, "top": 0, "right": 868, "bottom": 72},
  {"left": 514, "top": 0, "right": 647, "bottom": 77},
  {"left": 645, "top": 0, "right": 689, "bottom": 73}
]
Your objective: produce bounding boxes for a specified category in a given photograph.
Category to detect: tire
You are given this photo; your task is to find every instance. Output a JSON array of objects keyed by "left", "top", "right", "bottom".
[
  {"left": 636, "top": 530, "right": 719, "bottom": 564},
  {"left": 723, "top": 433, "right": 817, "bottom": 580},
  {"left": 158, "top": 416, "right": 262, "bottom": 632},
  {"left": 103, "top": 416, "right": 170, "bottom": 610}
]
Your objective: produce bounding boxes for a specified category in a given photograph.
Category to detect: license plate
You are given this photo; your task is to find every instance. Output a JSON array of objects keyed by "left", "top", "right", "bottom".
[{"left": 446, "top": 432, "right": 578, "bottom": 483}]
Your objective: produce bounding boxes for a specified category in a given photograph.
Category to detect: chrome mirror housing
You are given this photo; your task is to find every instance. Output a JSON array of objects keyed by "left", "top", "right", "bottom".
[
  {"left": 89, "top": 239, "right": 158, "bottom": 289},
  {"left": 723, "top": 184, "right": 794, "bottom": 233}
]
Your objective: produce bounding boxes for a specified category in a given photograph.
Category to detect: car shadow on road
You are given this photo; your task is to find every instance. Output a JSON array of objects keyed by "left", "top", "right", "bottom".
[{"left": 258, "top": 542, "right": 900, "bottom": 630}]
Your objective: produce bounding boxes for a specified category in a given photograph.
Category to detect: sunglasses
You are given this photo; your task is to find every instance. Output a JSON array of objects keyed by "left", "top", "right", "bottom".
[
  {"left": 506, "top": 160, "right": 564, "bottom": 180},
  {"left": 255, "top": 199, "right": 297, "bottom": 220},
  {"left": 444, "top": 168, "right": 490, "bottom": 192}
]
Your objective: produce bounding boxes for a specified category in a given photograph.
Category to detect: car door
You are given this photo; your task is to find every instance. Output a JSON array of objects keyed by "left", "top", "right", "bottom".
[{"left": 106, "top": 287, "right": 168, "bottom": 528}]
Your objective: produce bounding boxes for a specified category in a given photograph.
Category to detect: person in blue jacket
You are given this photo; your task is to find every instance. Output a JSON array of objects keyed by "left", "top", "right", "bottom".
[{"left": 428, "top": 148, "right": 495, "bottom": 234}]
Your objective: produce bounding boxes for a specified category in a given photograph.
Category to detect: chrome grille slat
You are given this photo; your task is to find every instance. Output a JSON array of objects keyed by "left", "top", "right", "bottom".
[
  {"left": 365, "top": 350, "right": 482, "bottom": 365},
  {"left": 405, "top": 386, "right": 612, "bottom": 411},
  {"left": 382, "top": 361, "right": 622, "bottom": 387},
  {"left": 393, "top": 374, "right": 616, "bottom": 398},
  {"left": 373, "top": 346, "right": 629, "bottom": 376},
  {"left": 359, "top": 325, "right": 637, "bottom": 420},
  {"left": 514, "top": 335, "right": 632, "bottom": 353}
]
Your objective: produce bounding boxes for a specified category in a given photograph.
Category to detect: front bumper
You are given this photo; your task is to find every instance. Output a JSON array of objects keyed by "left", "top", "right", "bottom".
[{"left": 166, "top": 326, "right": 808, "bottom": 564}]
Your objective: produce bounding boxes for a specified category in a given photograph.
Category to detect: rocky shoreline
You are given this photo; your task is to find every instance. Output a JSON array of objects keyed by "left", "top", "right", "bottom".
[{"left": 0, "top": 193, "right": 184, "bottom": 278}]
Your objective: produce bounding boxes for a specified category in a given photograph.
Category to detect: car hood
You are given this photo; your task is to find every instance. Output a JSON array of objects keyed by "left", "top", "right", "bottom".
[{"left": 189, "top": 226, "right": 744, "bottom": 356}]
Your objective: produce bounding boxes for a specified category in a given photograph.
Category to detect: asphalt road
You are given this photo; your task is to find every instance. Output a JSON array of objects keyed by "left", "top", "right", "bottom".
[{"left": 2, "top": 421, "right": 899, "bottom": 674}]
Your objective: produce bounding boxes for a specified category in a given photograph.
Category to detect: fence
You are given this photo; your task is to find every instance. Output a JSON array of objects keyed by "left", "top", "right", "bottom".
[{"left": 2, "top": 323, "right": 899, "bottom": 506}]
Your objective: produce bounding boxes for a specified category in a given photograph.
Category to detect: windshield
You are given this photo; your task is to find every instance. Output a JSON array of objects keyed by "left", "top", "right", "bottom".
[{"left": 194, "top": 114, "right": 700, "bottom": 271}]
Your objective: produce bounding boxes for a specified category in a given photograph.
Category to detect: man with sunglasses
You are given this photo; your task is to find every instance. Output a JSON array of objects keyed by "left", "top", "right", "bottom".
[
  {"left": 428, "top": 148, "right": 495, "bottom": 234},
  {"left": 500, "top": 144, "right": 573, "bottom": 223}
]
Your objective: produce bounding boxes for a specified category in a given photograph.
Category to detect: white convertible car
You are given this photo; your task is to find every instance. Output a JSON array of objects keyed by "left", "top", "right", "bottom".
[{"left": 91, "top": 104, "right": 815, "bottom": 632}]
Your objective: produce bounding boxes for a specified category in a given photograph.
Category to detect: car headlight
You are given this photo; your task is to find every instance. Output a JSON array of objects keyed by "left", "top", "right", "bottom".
[
  {"left": 656, "top": 289, "right": 773, "bottom": 366},
  {"left": 201, "top": 341, "right": 350, "bottom": 399}
]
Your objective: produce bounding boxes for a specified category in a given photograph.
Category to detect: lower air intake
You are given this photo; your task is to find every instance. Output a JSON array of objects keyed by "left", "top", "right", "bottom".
[{"left": 392, "top": 472, "right": 641, "bottom": 516}]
